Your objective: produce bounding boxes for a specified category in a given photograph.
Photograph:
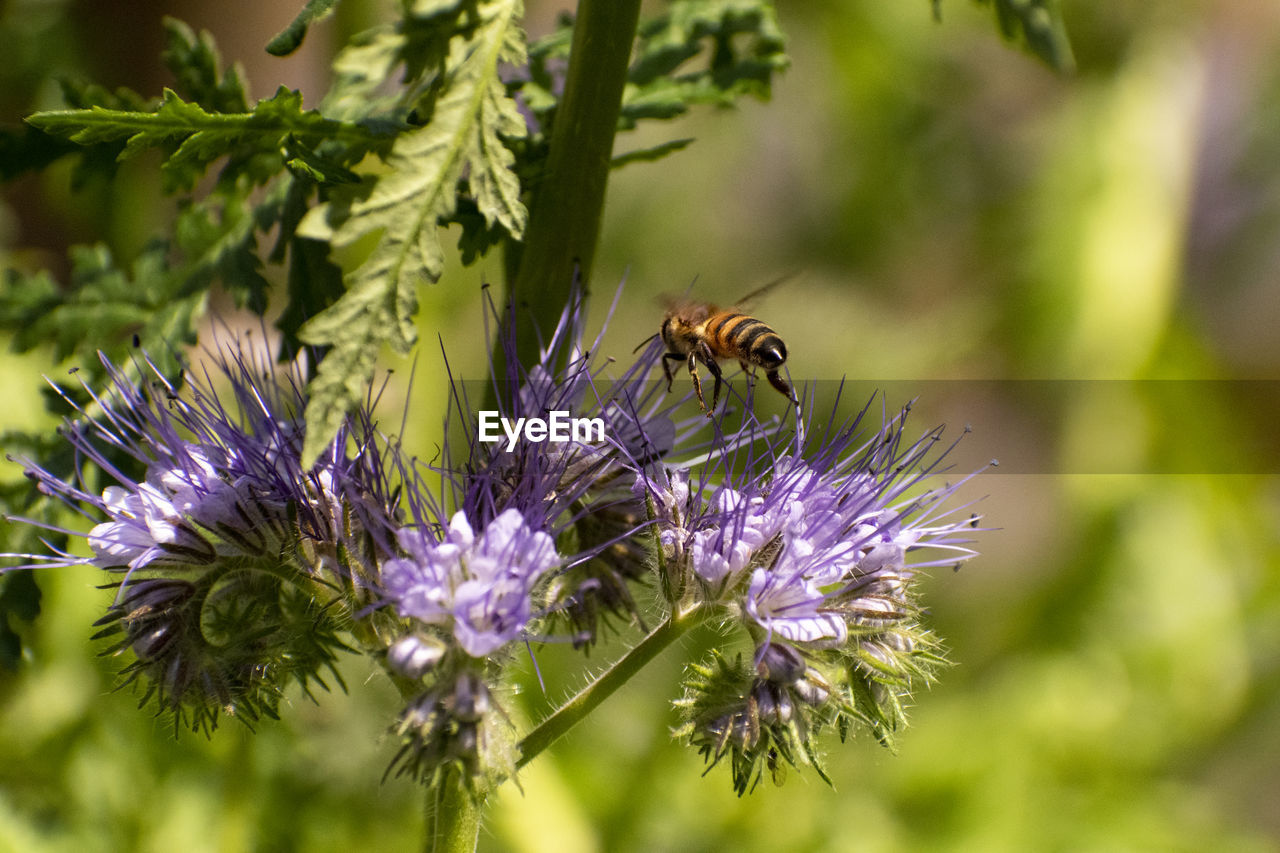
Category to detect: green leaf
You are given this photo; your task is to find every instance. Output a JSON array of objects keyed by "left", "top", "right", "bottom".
[
  {"left": 0, "top": 184, "right": 276, "bottom": 382},
  {"left": 621, "top": 0, "right": 789, "bottom": 129},
  {"left": 267, "top": 0, "right": 343, "bottom": 57},
  {"left": 27, "top": 87, "right": 367, "bottom": 193},
  {"left": 0, "top": 81, "right": 151, "bottom": 185},
  {"left": 58, "top": 79, "right": 154, "bottom": 113},
  {"left": 276, "top": 236, "right": 347, "bottom": 358},
  {"left": 322, "top": 0, "right": 486, "bottom": 123},
  {"left": 283, "top": 137, "right": 362, "bottom": 185},
  {"left": 610, "top": 137, "right": 695, "bottom": 169},
  {"left": 322, "top": 27, "right": 414, "bottom": 122},
  {"left": 0, "top": 243, "right": 201, "bottom": 382},
  {"left": 296, "top": 0, "right": 528, "bottom": 465},
  {"left": 511, "top": 0, "right": 786, "bottom": 192},
  {"left": 519, "top": 2, "right": 788, "bottom": 143},
  {"left": 174, "top": 189, "right": 273, "bottom": 315},
  {"left": 971, "top": 0, "right": 1075, "bottom": 72},
  {"left": 448, "top": 196, "right": 510, "bottom": 265},
  {"left": 0, "top": 570, "right": 41, "bottom": 672},
  {"left": 161, "top": 17, "right": 250, "bottom": 114}
]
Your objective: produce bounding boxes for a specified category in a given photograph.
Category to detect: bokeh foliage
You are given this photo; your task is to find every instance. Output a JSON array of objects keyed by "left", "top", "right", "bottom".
[{"left": 3, "top": 0, "right": 1279, "bottom": 851}]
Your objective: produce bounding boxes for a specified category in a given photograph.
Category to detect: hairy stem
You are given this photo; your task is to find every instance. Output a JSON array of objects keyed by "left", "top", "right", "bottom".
[
  {"left": 517, "top": 606, "right": 704, "bottom": 768},
  {"left": 424, "top": 769, "right": 482, "bottom": 853},
  {"left": 500, "top": 0, "right": 643, "bottom": 370}
]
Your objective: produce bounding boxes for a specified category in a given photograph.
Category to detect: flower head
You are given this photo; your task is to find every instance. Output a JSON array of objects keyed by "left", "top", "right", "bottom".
[
  {"left": 431, "top": 282, "right": 681, "bottom": 646},
  {"left": 650, "top": 391, "right": 987, "bottom": 791},
  {"left": 366, "top": 281, "right": 688, "bottom": 787},
  {"left": 383, "top": 508, "right": 560, "bottom": 658},
  {"left": 5, "top": 341, "right": 375, "bottom": 732}
]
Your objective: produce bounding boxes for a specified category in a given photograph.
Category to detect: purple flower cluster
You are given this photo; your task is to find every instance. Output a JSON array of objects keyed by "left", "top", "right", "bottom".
[
  {"left": 650, "top": 401, "right": 979, "bottom": 631},
  {"left": 3, "top": 283, "right": 989, "bottom": 795},
  {"left": 5, "top": 345, "right": 367, "bottom": 731},
  {"left": 14, "top": 348, "right": 355, "bottom": 577},
  {"left": 647, "top": 395, "right": 986, "bottom": 792},
  {"left": 383, "top": 509, "right": 559, "bottom": 658},
  {"left": 371, "top": 284, "right": 677, "bottom": 784},
  {"left": 398, "top": 284, "right": 680, "bottom": 650}
]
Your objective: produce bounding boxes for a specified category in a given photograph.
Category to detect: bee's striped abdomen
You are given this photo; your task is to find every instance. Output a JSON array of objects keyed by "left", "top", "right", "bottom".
[
  {"left": 704, "top": 312, "right": 747, "bottom": 352},
  {"left": 706, "top": 311, "right": 787, "bottom": 369}
]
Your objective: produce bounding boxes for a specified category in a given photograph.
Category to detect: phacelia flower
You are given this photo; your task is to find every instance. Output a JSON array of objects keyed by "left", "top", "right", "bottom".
[
  {"left": 438, "top": 282, "right": 684, "bottom": 646},
  {"left": 4, "top": 342, "right": 377, "bottom": 732},
  {"left": 359, "top": 282, "right": 654, "bottom": 786},
  {"left": 650, "top": 392, "right": 987, "bottom": 792},
  {"left": 372, "top": 491, "right": 548, "bottom": 785},
  {"left": 367, "top": 280, "right": 691, "bottom": 787},
  {"left": 382, "top": 508, "right": 560, "bottom": 658}
]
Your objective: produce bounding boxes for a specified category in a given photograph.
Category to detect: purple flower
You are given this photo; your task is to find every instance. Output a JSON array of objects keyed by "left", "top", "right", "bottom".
[
  {"left": 648, "top": 400, "right": 980, "bottom": 651},
  {"left": 382, "top": 509, "right": 560, "bottom": 658},
  {"left": 4, "top": 341, "right": 372, "bottom": 731},
  {"left": 654, "top": 392, "right": 988, "bottom": 790},
  {"left": 428, "top": 282, "right": 682, "bottom": 646},
  {"left": 9, "top": 345, "right": 366, "bottom": 578},
  {"left": 455, "top": 284, "right": 674, "bottom": 531}
]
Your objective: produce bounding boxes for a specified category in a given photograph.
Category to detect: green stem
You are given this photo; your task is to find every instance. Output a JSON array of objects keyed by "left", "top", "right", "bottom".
[
  {"left": 517, "top": 606, "right": 704, "bottom": 768},
  {"left": 500, "top": 0, "right": 643, "bottom": 369},
  {"left": 423, "top": 769, "right": 483, "bottom": 853}
]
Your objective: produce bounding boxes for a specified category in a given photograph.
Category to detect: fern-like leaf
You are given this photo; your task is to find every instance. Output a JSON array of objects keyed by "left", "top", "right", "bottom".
[
  {"left": 161, "top": 17, "right": 251, "bottom": 114},
  {"left": 515, "top": 1, "right": 788, "bottom": 174},
  {"left": 27, "top": 88, "right": 368, "bottom": 193},
  {"left": 0, "top": 243, "right": 204, "bottom": 383},
  {"left": 622, "top": 0, "right": 788, "bottom": 129},
  {"left": 295, "top": 0, "right": 528, "bottom": 465}
]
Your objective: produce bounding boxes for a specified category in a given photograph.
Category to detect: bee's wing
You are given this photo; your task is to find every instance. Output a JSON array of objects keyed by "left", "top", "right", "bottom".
[
  {"left": 730, "top": 271, "right": 800, "bottom": 312},
  {"left": 657, "top": 293, "right": 714, "bottom": 322}
]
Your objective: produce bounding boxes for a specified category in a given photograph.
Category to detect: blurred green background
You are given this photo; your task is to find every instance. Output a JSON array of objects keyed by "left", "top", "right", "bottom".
[{"left": 3, "top": 0, "right": 1279, "bottom": 850}]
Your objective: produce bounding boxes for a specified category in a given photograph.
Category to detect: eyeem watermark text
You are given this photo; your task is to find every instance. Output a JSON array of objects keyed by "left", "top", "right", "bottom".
[{"left": 477, "top": 411, "right": 606, "bottom": 451}]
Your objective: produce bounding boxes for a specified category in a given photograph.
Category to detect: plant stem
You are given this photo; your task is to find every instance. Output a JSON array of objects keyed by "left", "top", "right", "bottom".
[
  {"left": 424, "top": 769, "right": 483, "bottom": 853},
  {"left": 516, "top": 606, "right": 704, "bottom": 768},
  {"left": 501, "top": 0, "right": 643, "bottom": 369}
]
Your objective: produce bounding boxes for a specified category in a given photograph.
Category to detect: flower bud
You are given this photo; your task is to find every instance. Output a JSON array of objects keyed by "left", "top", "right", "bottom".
[
  {"left": 793, "top": 669, "right": 831, "bottom": 707},
  {"left": 387, "top": 635, "right": 446, "bottom": 679},
  {"left": 755, "top": 642, "right": 806, "bottom": 684}
]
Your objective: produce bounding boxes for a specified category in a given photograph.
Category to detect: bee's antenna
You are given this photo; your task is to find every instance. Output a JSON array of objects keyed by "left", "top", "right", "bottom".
[{"left": 632, "top": 332, "right": 660, "bottom": 354}]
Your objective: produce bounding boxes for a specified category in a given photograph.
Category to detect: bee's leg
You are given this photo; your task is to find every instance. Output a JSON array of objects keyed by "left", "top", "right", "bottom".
[
  {"left": 766, "top": 369, "right": 796, "bottom": 404},
  {"left": 739, "top": 360, "right": 757, "bottom": 397},
  {"left": 698, "top": 342, "right": 724, "bottom": 416},
  {"left": 686, "top": 352, "right": 707, "bottom": 413},
  {"left": 662, "top": 353, "right": 683, "bottom": 392}
]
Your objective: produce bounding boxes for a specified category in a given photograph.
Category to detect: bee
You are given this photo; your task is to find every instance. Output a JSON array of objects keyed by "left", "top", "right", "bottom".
[{"left": 654, "top": 278, "right": 795, "bottom": 416}]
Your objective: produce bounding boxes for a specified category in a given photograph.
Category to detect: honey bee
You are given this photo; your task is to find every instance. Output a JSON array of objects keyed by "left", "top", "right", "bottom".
[{"left": 654, "top": 278, "right": 796, "bottom": 415}]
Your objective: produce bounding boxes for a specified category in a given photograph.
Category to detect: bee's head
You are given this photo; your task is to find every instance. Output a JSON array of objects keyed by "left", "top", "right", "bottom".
[{"left": 660, "top": 315, "right": 685, "bottom": 349}]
